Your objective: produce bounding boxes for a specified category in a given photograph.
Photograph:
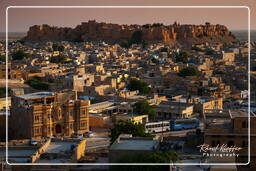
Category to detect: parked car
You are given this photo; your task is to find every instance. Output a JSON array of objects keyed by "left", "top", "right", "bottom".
[
  {"left": 71, "top": 133, "right": 84, "bottom": 139},
  {"left": 84, "top": 131, "right": 94, "bottom": 138},
  {"left": 30, "top": 139, "right": 38, "bottom": 146}
]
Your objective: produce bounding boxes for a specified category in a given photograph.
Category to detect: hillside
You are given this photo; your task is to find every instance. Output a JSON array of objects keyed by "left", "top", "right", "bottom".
[{"left": 23, "top": 20, "right": 237, "bottom": 47}]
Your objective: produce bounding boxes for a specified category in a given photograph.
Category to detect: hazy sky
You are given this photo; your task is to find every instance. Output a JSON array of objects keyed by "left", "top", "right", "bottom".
[{"left": 0, "top": 0, "right": 255, "bottom": 32}]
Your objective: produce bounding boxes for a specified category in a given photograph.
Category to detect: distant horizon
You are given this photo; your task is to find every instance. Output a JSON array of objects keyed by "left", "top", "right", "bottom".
[
  {"left": 1, "top": 19, "right": 253, "bottom": 33},
  {"left": 1, "top": 0, "right": 255, "bottom": 32},
  {"left": 2, "top": 29, "right": 255, "bottom": 33},
  {"left": 2, "top": 29, "right": 256, "bottom": 34},
  {"left": 4, "top": 7, "right": 250, "bottom": 32}
]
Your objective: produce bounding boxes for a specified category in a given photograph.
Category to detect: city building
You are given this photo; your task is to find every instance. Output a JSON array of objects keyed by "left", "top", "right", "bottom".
[
  {"left": 10, "top": 91, "right": 90, "bottom": 139},
  {"left": 109, "top": 134, "right": 160, "bottom": 163}
]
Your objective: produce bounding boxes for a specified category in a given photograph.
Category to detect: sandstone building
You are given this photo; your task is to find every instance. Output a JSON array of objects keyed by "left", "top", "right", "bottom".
[{"left": 10, "top": 91, "right": 90, "bottom": 139}]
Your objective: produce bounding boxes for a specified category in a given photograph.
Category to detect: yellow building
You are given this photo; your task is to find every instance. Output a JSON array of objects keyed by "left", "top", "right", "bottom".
[
  {"left": 190, "top": 97, "right": 223, "bottom": 114},
  {"left": 0, "top": 97, "right": 11, "bottom": 110},
  {"left": 89, "top": 113, "right": 112, "bottom": 128},
  {"left": 156, "top": 101, "right": 194, "bottom": 119},
  {"left": 204, "top": 110, "right": 256, "bottom": 171},
  {"left": 10, "top": 91, "right": 90, "bottom": 139},
  {"left": 0, "top": 64, "right": 10, "bottom": 79},
  {"left": 115, "top": 113, "right": 148, "bottom": 124}
]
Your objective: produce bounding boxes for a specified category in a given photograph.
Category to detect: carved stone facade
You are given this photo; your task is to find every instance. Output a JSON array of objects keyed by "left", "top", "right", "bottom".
[{"left": 10, "top": 91, "right": 90, "bottom": 139}]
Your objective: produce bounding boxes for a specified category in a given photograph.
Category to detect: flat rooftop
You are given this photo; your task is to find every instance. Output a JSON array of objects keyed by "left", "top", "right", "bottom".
[
  {"left": 110, "top": 138, "right": 159, "bottom": 151},
  {"left": 44, "top": 141, "right": 78, "bottom": 154},
  {"left": 117, "top": 113, "right": 146, "bottom": 118},
  {"left": 89, "top": 101, "right": 114, "bottom": 109},
  {"left": 0, "top": 147, "right": 37, "bottom": 163},
  {"left": 7, "top": 149, "right": 36, "bottom": 157},
  {"left": 127, "top": 95, "right": 146, "bottom": 100},
  {"left": 158, "top": 101, "right": 193, "bottom": 108},
  {"left": 89, "top": 113, "right": 109, "bottom": 117},
  {"left": 0, "top": 145, "right": 37, "bottom": 157},
  {"left": 18, "top": 92, "right": 54, "bottom": 100},
  {"left": 206, "top": 119, "right": 232, "bottom": 129},
  {"left": 204, "top": 109, "right": 248, "bottom": 119}
]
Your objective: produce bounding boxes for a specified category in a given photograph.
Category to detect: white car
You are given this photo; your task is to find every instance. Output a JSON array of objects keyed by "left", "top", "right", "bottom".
[
  {"left": 30, "top": 139, "right": 38, "bottom": 146},
  {"left": 84, "top": 131, "right": 94, "bottom": 138},
  {"left": 71, "top": 133, "right": 84, "bottom": 139}
]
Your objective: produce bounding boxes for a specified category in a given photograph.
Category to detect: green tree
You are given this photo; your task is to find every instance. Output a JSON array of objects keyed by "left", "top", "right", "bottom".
[
  {"left": 127, "top": 79, "right": 151, "bottom": 95},
  {"left": 12, "top": 50, "right": 31, "bottom": 60},
  {"left": 142, "top": 40, "right": 148, "bottom": 49},
  {"left": 174, "top": 51, "right": 189, "bottom": 63},
  {"left": 119, "top": 31, "right": 147, "bottom": 48},
  {"left": 120, "top": 40, "right": 130, "bottom": 49},
  {"left": 142, "top": 24, "right": 151, "bottom": 28},
  {"left": 52, "top": 43, "right": 58, "bottom": 51},
  {"left": 178, "top": 66, "right": 200, "bottom": 77},
  {"left": 0, "top": 87, "right": 10, "bottom": 98},
  {"left": 205, "top": 49, "right": 214, "bottom": 55},
  {"left": 0, "top": 55, "right": 5, "bottom": 62},
  {"left": 151, "top": 57, "right": 159, "bottom": 64},
  {"left": 133, "top": 100, "right": 157, "bottom": 120},
  {"left": 52, "top": 43, "right": 64, "bottom": 51},
  {"left": 50, "top": 55, "right": 66, "bottom": 64},
  {"left": 58, "top": 45, "right": 64, "bottom": 51},
  {"left": 214, "top": 70, "right": 226, "bottom": 75},
  {"left": 152, "top": 23, "right": 163, "bottom": 27},
  {"left": 26, "top": 77, "right": 50, "bottom": 90},
  {"left": 130, "top": 30, "right": 143, "bottom": 44},
  {"left": 110, "top": 150, "right": 178, "bottom": 171},
  {"left": 110, "top": 120, "right": 152, "bottom": 144}
]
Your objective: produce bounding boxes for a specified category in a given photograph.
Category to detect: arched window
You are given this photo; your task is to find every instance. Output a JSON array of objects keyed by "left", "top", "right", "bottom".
[
  {"left": 55, "top": 124, "right": 62, "bottom": 134},
  {"left": 227, "top": 141, "right": 234, "bottom": 147},
  {"left": 216, "top": 140, "right": 220, "bottom": 145},
  {"left": 212, "top": 140, "right": 216, "bottom": 147},
  {"left": 242, "top": 121, "right": 247, "bottom": 128},
  {"left": 242, "top": 141, "right": 248, "bottom": 147},
  {"left": 242, "top": 141, "right": 246, "bottom": 147}
]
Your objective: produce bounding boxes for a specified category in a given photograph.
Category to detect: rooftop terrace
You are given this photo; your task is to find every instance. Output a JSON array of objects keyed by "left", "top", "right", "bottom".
[
  {"left": 110, "top": 135, "right": 159, "bottom": 151},
  {"left": 18, "top": 92, "right": 54, "bottom": 100}
]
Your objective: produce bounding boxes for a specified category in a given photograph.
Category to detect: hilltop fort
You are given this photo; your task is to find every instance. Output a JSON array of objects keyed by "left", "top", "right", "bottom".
[{"left": 23, "top": 20, "right": 236, "bottom": 46}]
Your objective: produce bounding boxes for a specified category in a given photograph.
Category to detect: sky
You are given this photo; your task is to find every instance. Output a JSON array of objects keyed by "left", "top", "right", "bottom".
[{"left": 0, "top": 0, "right": 256, "bottom": 32}]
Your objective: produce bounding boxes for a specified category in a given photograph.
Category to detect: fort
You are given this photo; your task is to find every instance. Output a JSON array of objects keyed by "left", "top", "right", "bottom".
[{"left": 23, "top": 20, "right": 236, "bottom": 46}]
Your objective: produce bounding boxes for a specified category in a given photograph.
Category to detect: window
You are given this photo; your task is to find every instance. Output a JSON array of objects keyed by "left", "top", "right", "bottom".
[
  {"left": 80, "top": 110, "right": 85, "bottom": 115},
  {"left": 34, "top": 115, "right": 40, "bottom": 122},
  {"left": 34, "top": 127, "right": 41, "bottom": 135},
  {"left": 81, "top": 121, "right": 87, "bottom": 128},
  {"left": 242, "top": 121, "right": 247, "bottom": 128},
  {"left": 69, "top": 110, "right": 73, "bottom": 117},
  {"left": 227, "top": 141, "right": 234, "bottom": 147},
  {"left": 212, "top": 140, "right": 216, "bottom": 147},
  {"left": 242, "top": 141, "right": 248, "bottom": 147},
  {"left": 58, "top": 109, "right": 62, "bottom": 118}
]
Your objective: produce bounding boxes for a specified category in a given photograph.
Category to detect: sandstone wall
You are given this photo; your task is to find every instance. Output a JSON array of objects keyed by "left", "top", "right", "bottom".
[{"left": 23, "top": 20, "right": 236, "bottom": 46}]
